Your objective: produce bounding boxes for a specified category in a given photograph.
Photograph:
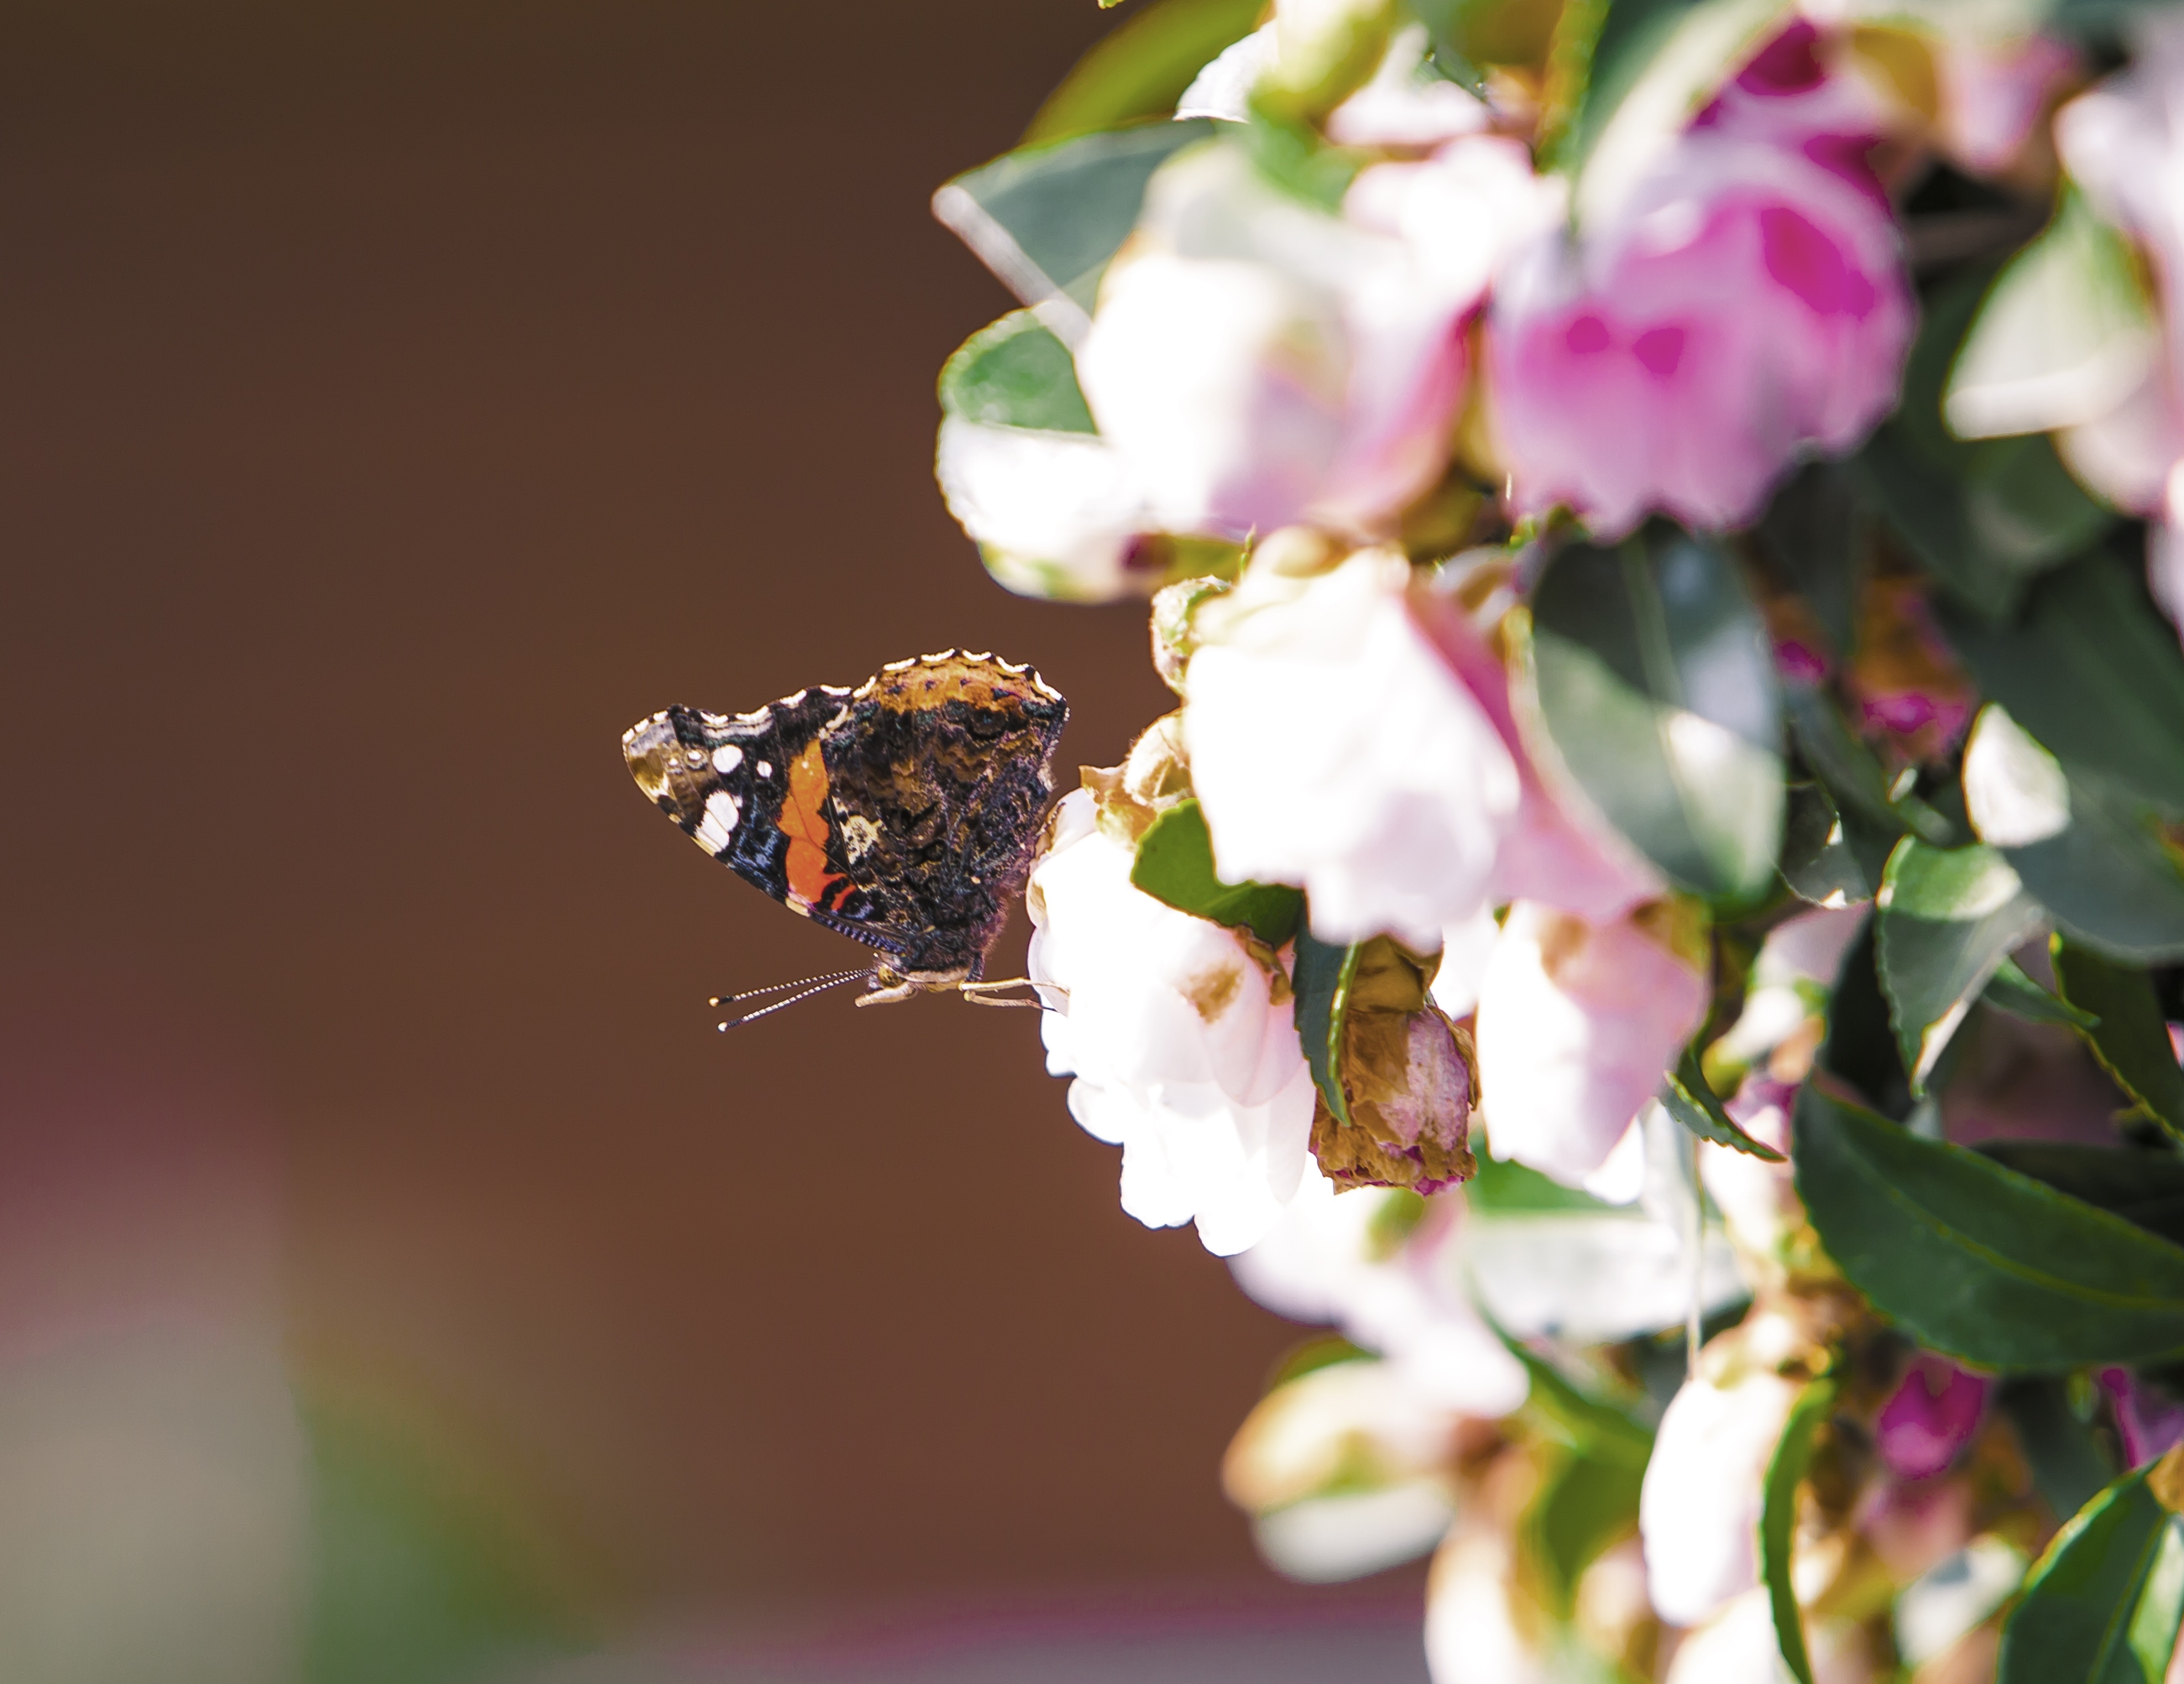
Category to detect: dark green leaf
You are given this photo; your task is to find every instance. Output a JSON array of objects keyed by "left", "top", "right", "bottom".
[
  {"left": 1130, "top": 798, "right": 1305, "bottom": 946},
  {"left": 1817, "top": 919, "right": 1914, "bottom": 1119},
  {"left": 1531, "top": 526, "right": 1785, "bottom": 904},
  {"left": 1785, "top": 682, "right": 1952, "bottom": 844},
  {"left": 1662, "top": 1045, "right": 1785, "bottom": 1160},
  {"left": 2054, "top": 941, "right": 2184, "bottom": 1148},
  {"left": 1292, "top": 930, "right": 1361, "bottom": 1126},
  {"left": 1991, "top": 768, "right": 2184, "bottom": 963},
  {"left": 933, "top": 122, "right": 1214, "bottom": 337},
  {"left": 1875, "top": 838, "right": 2043, "bottom": 1092},
  {"left": 1997, "top": 1453, "right": 2184, "bottom": 1684},
  {"left": 1794, "top": 1086, "right": 2184, "bottom": 1369},
  {"left": 1941, "top": 557, "right": 2184, "bottom": 817},
  {"left": 1023, "top": 0, "right": 1265, "bottom": 144},
  {"left": 1780, "top": 781, "right": 1873, "bottom": 906},
  {"left": 1983, "top": 955, "right": 2100, "bottom": 1028},
  {"left": 1758, "top": 461, "right": 1861, "bottom": 656},
  {"left": 1762, "top": 1374, "right": 1839, "bottom": 1684},
  {"left": 937, "top": 310, "right": 1098, "bottom": 434},
  {"left": 1979, "top": 1143, "right": 2184, "bottom": 1252},
  {"left": 1997, "top": 1377, "right": 2123, "bottom": 1525}
]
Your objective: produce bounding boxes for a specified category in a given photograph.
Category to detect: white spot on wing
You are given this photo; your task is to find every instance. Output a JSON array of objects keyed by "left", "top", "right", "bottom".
[
  {"left": 712, "top": 743, "right": 744, "bottom": 775},
  {"left": 697, "top": 789, "right": 741, "bottom": 853},
  {"left": 756, "top": 759, "right": 773, "bottom": 778}
]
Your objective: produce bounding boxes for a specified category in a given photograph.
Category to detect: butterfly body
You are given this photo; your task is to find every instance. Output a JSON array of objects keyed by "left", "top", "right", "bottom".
[{"left": 623, "top": 652, "right": 1067, "bottom": 1000}]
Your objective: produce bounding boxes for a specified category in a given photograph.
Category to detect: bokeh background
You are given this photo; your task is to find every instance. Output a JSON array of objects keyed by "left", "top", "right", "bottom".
[{"left": 0, "top": 2, "right": 1429, "bottom": 1678}]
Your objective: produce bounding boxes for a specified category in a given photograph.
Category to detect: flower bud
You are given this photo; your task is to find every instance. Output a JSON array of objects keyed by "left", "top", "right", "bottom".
[
  {"left": 1150, "top": 576, "right": 1234, "bottom": 697},
  {"left": 1310, "top": 939, "right": 1478, "bottom": 1195}
]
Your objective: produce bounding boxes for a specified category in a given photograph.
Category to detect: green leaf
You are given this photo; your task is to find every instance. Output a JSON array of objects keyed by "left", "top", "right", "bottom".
[
  {"left": 1979, "top": 1143, "right": 2184, "bottom": 1252},
  {"left": 1757, "top": 461, "right": 1861, "bottom": 656},
  {"left": 937, "top": 310, "right": 1098, "bottom": 434},
  {"left": 1023, "top": 0, "right": 1265, "bottom": 144},
  {"left": 2053, "top": 941, "right": 2184, "bottom": 1148},
  {"left": 1524, "top": 1447, "right": 1647, "bottom": 1618},
  {"left": 1762, "top": 1374, "right": 1840, "bottom": 1684},
  {"left": 1998, "top": 1452, "right": 2184, "bottom": 1684},
  {"left": 1946, "top": 186, "right": 2161, "bottom": 444},
  {"left": 1857, "top": 424, "right": 2111, "bottom": 619},
  {"left": 1780, "top": 781, "right": 1874, "bottom": 907},
  {"left": 1817, "top": 918, "right": 1914, "bottom": 1119},
  {"left": 1466, "top": 1154, "right": 1621, "bottom": 1215},
  {"left": 1785, "top": 682, "right": 1953, "bottom": 845},
  {"left": 1563, "top": 0, "right": 1788, "bottom": 204},
  {"left": 1998, "top": 1377, "right": 2124, "bottom": 1525},
  {"left": 932, "top": 121, "right": 1214, "bottom": 341},
  {"left": 1662, "top": 1044, "right": 1785, "bottom": 1160},
  {"left": 1875, "top": 838, "right": 2043, "bottom": 1093},
  {"left": 1292, "top": 930, "right": 1361, "bottom": 1126},
  {"left": 1530, "top": 526, "right": 1785, "bottom": 905},
  {"left": 1941, "top": 558, "right": 2184, "bottom": 817},
  {"left": 1794, "top": 1086, "right": 2184, "bottom": 1369},
  {"left": 1857, "top": 263, "right": 2115, "bottom": 618},
  {"left": 1130, "top": 798, "right": 1305, "bottom": 946},
  {"left": 1498, "top": 1330, "right": 1655, "bottom": 1468},
  {"left": 1983, "top": 956, "right": 2100, "bottom": 1029}
]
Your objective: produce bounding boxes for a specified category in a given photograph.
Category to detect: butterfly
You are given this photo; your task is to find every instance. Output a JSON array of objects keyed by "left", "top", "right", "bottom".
[{"left": 621, "top": 651, "right": 1068, "bottom": 1019}]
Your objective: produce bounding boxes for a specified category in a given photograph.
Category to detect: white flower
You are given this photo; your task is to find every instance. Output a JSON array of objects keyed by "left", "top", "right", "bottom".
[
  {"left": 1640, "top": 1362, "right": 1802, "bottom": 1625},
  {"left": 1232, "top": 1174, "right": 1528, "bottom": 1415},
  {"left": 1028, "top": 790, "right": 1316, "bottom": 1255},
  {"left": 1224, "top": 1357, "right": 1464, "bottom": 1581},
  {"left": 1474, "top": 901, "right": 1710, "bottom": 1186},
  {"left": 933, "top": 416, "right": 1156, "bottom": 602},
  {"left": 1425, "top": 1510, "right": 1555, "bottom": 1684},
  {"left": 1184, "top": 549, "right": 1523, "bottom": 948},
  {"left": 1661, "top": 1587, "right": 1789, "bottom": 1684},
  {"left": 1076, "top": 142, "right": 1489, "bottom": 539}
]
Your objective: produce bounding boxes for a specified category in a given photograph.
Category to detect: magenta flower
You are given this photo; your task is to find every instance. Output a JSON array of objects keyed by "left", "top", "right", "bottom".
[
  {"left": 1876, "top": 1354, "right": 1991, "bottom": 1481},
  {"left": 2099, "top": 1368, "right": 2184, "bottom": 1468},
  {"left": 1487, "top": 107, "right": 1911, "bottom": 535}
]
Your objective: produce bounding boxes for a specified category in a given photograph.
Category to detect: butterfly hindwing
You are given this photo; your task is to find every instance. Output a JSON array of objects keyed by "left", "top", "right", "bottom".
[{"left": 623, "top": 653, "right": 1067, "bottom": 984}]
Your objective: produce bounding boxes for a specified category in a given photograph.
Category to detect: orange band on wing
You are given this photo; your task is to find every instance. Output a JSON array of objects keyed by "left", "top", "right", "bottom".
[{"left": 781, "top": 738, "right": 848, "bottom": 913}]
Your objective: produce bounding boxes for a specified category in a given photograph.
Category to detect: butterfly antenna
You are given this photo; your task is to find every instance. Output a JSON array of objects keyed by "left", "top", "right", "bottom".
[{"left": 712, "top": 968, "right": 872, "bottom": 1030}]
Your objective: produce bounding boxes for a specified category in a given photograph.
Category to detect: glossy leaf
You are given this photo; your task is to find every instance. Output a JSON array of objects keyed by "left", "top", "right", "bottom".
[
  {"left": 1762, "top": 1374, "right": 1839, "bottom": 1684},
  {"left": 1945, "top": 557, "right": 2184, "bottom": 958},
  {"left": 1794, "top": 1086, "right": 2184, "bottom": 1369},
  {"left": 1661, "top": 1045, "right": 1785, "bottom": 1160},
  {"left": 1531, "top": 527, "right": 1785, "bottom": 905},
  {"left": 933, "top": 121, "right": 1214, "bottom": 343},
  {"left": 1292, "top": 930, "right": 1361, "bottom": 1127},
  {"left": 1565, "top": 0, "right": 1788, "bottom": 211},
  {"left": 1997, "top": 1450, "right": 2184, "bottom": 1684},
  {"left": 1858, "top": 264, "right": 2114, "bottom": 618},
  {"left": 1023, "top": 0, "right": 1264, "bottom": 143},
  {"left": 937, "top": 310, "right": 1097, "bottom": 434},
  {"left": 1946, "top": 186, "right": 2160, "bottom": 443},
  {"left": 2052, "top": 941, "right": 2184, "bottom": 1147},
  {"left": 1780, "top": 781, "right": 1873, "bottom": 907},
  {"left": 1982, "top": 956, "right": 2099, "bottom": 1028},
  {"left": 1130, "top": 799, "right": 1304, "bottom": 946},
  {"left": 1980, "top": 1143, "right": 2184, "bottom": 1252},
  {"left": 1817, "top": 917, "right": 1914, "bottom": 1120},
  {"left": 1875, "top": 838, "right": 2042, "bottom": 1092}
]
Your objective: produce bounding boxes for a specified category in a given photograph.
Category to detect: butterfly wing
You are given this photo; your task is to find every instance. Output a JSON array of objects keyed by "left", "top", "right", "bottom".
[{"left": 810, "top": 653, "right": 1067, "bottom": 981}]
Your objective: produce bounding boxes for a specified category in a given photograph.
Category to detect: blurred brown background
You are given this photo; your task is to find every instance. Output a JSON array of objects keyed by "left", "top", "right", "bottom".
[{"left": 0, "top": 0, "right": 1410, "bottom": 1667}]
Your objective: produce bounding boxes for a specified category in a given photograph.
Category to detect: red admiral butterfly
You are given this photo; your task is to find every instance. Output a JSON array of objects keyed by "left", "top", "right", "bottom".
[{"left": 623, "top": 651, "right": 1067, "bottom": 1019}]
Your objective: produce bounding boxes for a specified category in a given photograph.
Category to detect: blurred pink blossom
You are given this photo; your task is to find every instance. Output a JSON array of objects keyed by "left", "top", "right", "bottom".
[
  {"left": 1474, "top": 901, "right": 1708, "bottom": 1186},
  {"left": 1877, "top": 1354, "right": 1990, "bottom": 1480},
  {"left": 1488, "top": 70, "right": 1911, "bottom": 535},
  {"left": 2099, "top": 1367, "right": 2184, "bottom": 1467}
]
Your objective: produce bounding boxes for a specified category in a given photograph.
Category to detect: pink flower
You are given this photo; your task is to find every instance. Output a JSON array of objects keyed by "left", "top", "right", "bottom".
[
  {"left": 2099, "top": 1368, "right": 2184, "bottom": 1467},
  {"left": 1473, "top": 900, "right": 1710, "bottom": 1186},
  {"left": 1078, "top": 140, "right": 1520, "bottom": 541},
  {"left": 1877, "top": 1355, "right": 1990, "bottom": 1480},
  {"left": 1487, "top": 115, "right": 1912, "bottom": 535}
]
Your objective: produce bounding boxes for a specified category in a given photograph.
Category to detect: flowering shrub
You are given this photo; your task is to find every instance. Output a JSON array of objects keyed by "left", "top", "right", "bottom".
[{"left": 930, "top": 0, "right": 2184, "bottom": 1676}]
